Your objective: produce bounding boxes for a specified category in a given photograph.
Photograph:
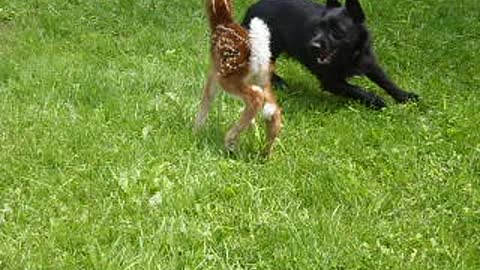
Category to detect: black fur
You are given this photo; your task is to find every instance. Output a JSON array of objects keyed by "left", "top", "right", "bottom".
[{"left": 242, "top": 0, "right": 419, "bottom": 109}]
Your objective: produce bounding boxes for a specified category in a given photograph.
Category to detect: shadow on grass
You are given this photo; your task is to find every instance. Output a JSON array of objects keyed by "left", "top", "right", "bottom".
[
  {"left": 275, "top": 78, "right": 348, "bottom": 114},
  {"left": 187, "top": 81, "right": 346, "bottom": 162},
  {"left": 191, "top": 124, "right": 272, "bottom": 164},
  {"left": 279, "top": 76, "right": 429, "bottom": 115},
  {"left": 187, "top": 72, "right": 428, "bottom": 161}
]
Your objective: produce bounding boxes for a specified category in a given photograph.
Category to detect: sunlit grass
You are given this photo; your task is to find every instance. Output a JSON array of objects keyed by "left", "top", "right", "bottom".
[{"left": 0, "top": 0, "right": 478, "bottom": 269}]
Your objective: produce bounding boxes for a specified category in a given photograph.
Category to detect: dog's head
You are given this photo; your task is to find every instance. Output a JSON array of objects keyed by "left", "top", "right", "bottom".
[{"left": 307, "top": 0, "right": 368, "bottom": 65}]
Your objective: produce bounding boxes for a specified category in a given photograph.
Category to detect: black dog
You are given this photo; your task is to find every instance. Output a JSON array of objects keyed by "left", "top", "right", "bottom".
[{"left": 242, "top": 0, "right": 419, "bottom": 109}]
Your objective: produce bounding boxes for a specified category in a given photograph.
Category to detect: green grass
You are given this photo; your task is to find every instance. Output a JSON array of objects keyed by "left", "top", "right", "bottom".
[{"left": 0, "top": 0, "right": 479, "bottom": 269}]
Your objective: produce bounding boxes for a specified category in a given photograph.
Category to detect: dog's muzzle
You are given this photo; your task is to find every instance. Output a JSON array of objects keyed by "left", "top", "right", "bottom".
[{"left": 311, "top": 41, "right": 336, "bottom": 65}]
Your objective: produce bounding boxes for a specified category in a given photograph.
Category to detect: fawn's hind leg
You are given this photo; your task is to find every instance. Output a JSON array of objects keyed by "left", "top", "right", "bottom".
[
  {"left": 262, "top": 78, "right": 282, "bottom": 157},
  {"left": 193, "top": 68, "right": 218, "bottom": 133},
  {"left": 224, "top": 84, "right": 264, "bottom": 152}
]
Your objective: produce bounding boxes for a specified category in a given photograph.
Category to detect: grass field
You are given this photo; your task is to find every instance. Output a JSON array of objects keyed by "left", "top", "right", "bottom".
[{"left": 0, "top": 0, "right": 479, "bottom": 269}]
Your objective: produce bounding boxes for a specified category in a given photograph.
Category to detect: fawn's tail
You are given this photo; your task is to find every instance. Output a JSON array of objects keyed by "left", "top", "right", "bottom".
[{"left": 206, "top": 0, "right": 233, "bottom": 29}]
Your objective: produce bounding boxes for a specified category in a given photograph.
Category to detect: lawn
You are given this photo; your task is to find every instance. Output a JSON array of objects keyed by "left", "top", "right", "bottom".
[{"left": 0, "top": 0, "right": 479, "bottom": 269}]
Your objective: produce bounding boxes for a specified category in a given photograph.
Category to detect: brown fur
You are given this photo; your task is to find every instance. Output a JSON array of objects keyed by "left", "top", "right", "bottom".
[
  {"left": 194, "top": 0, "right": 282, "bottom": 156},
  {"left": 206, "top": 0, "right": 233, "bottom": 29}
]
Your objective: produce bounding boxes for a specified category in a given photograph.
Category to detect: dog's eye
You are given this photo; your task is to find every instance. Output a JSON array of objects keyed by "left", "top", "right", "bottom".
[
  {"left": 315, "top": 21, "right": 327, "bottom": 32},
  {"left": 331, "top": 27, "right": 345, "bottom": 40},
  {"left": 329, "top": 22, "right": 346, "bottom": 40}
]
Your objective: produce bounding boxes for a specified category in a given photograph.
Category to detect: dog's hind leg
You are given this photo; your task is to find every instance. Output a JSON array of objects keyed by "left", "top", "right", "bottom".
[
  {"left": 224, "top": 83, "right": 264, "bottom": 152},
  {"left": 269, "top": 60, "right": 288, "bottom": 90},
  {"left": 194, "top": 67, "right": 218, "bottom": 133}
]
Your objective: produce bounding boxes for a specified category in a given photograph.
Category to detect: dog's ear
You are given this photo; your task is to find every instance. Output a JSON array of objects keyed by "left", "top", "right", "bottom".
[
  {"left": 346, "top": 0, "right": 365, "bottom": 24},
  {"left": 326, "top": 0, "right": 342, "bottom": 8}
]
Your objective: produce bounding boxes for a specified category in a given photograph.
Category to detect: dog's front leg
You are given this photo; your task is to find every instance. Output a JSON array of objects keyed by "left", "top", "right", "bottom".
[
  {"left": 323, "top": 79, "right": 386, "bottom": 110},
  {"left": 271, "top": 72, "right": 289, "bottom": 90},
  {"left": 365, "top": 63, "right": 419, "bottom": 103}
]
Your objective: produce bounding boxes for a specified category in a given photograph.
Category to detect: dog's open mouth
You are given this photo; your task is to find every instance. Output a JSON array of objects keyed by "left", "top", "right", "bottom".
[{"left": 317, "top": 50, "right": 336, "bottom": 65}]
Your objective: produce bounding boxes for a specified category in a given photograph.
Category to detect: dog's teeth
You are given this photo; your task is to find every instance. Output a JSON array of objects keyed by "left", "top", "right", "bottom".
[{"left": 317, "top": 57, "right": 329, "bottom": 64}]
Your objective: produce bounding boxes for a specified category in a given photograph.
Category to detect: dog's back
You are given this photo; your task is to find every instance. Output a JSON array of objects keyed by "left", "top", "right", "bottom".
[{"left": 242, "top": 0, "right": 326, "bottom": 60}]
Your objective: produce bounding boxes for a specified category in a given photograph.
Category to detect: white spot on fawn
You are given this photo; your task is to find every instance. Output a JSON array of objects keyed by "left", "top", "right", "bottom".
[
  {"left": 263, "top": 103, "right": 277, "bottom": 120},
  {"left": 251, "top": 85, "right": 263, "bottom": 92}
]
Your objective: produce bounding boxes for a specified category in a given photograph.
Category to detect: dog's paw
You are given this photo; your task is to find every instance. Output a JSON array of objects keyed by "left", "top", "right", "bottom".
[
  {"left": 272, "top": 74, "right": 289, "bottom": 90},
  {"left": 396, "top": 91, "right": 420, "bottom": 103},
  {"left": 399, "top": 92, "right": 420, "bottom": 103},
  {"left": 367, "top": 95, "right": 387, "bottom": 110},
  {"left": 273, "top": 79, "right": 289, "bottom": 90}
]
